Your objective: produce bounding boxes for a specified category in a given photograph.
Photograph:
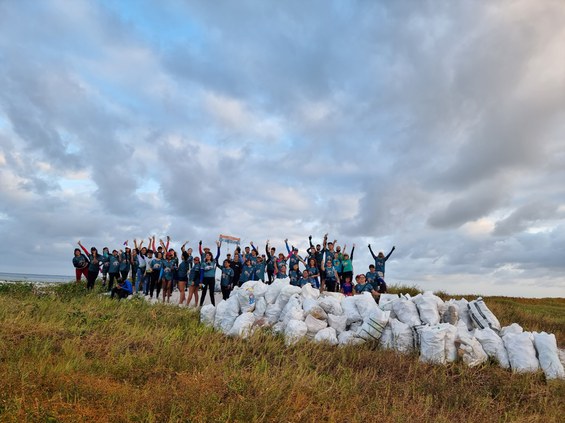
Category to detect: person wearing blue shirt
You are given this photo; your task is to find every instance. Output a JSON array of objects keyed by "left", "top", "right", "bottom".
[
  {"left": 199, "top": 241, "right": 221, "bottom": 307},
  {"left": 265, "top": 241, "right": 277, "bottom": 284},
  {"left": 218, "top": 259, "right": 234, "bottom": 300},
  {"left": 187, "top": 256, "right": 201, "bottom": 307},
  {"left": 107, "top": 250, "right": 121, "bottom": 292},
  {"left": 119, "top": 248, "right": 131, "bottom": 282},
  {"left": 254, "top": 256, "right": 266, "bottom": 282},
  {"left": 111, "top": 278, "right": 133, "bottom": 300},
  {"left": 239, "top": 259, "right": 255, "bottom": 284},
  {"left": 78, "top": 241, "right": 102, "bottom": 290},
  {"left": 321, "top": 259, "right": 340, "bottom": 292},
  {"left": 72, "top": 248, "right": 89, "bottom": 284},
  {"left": 177, "top": 251, "right": 190, "bottom": 305},
  {"left": 101, "top": 247, "right": 110, "bottom": 287},
  {"left": 160, "top": 253, "right": 175, "bottom": 303},
  {"left": 289, "top": 263, "right": 301, "bottom": 287},
  {"left": 354, "top": 274, "right": 379, "bottom": 299},
  {"left": 368, "top": 245, "right": 395, "bottom": 278},
  {"left": 148, "top": 251, "right": 163, "bottom": 298}
]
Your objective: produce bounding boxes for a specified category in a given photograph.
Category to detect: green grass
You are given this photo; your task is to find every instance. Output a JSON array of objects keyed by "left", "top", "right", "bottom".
[{"left": 0, "top": 282, "right": 563, "bottom": 422}]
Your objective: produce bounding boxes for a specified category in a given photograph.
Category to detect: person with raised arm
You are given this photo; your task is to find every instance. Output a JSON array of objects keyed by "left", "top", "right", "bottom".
[
  {"left": 160, "top": 251, "right": 175, "bottom": 303},
  {"left": 265, "top": 240, "right": 277, "bottom": 284},
  {"left": 321, "top": 257, "right": 340, "bottom": 293},
  {"left": 148, "top": 251, "right": 163, "bottom": 298},
  {"left": 72, "top": 246, "right": 90, "bottom": 284},
  {"left": 341, "top": 244, "right": 355, "bottom": 286},
  {"left": 368, "top": 244, "right": 396, "bottom": 278},
  {"left": 133, "top": 239, "right": 147, "bottom": 295},
  {"left": 177, "top": 250, "right": 190, "bottom": 305},
  {"left": 78, "top": 240, "right": 102, "bottom": 290},
  {"left": 199, "top": 240, "right": 221, "bottom": 307},
  {"left": 254, "top": 255, "right": 266, "bottom": 282},
  {"left": 119, "top": 245, "right": 131, "bottom": 282}
]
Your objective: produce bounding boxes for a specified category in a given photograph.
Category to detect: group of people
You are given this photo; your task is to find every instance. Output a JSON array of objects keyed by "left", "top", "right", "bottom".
[{"left": 72, "top": 234, "right": 395, "bottom": 306}]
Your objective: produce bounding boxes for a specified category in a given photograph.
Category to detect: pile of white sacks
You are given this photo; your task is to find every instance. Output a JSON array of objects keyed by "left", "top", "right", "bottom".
[{"left": 199, "top": 278, "right": 565, "bottom": 380}]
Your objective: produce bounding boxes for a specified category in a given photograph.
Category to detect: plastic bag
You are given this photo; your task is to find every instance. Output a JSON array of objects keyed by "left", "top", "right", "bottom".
[
  {"left": 379, "top": 323, "right": 394, "bottom": 349},
  {"left": 285, "top": 319, "right": 308, "bottom": 345},
  {"left": 279, "top": 294, "right": 302, "bottom": 323},
  {"left": 468, "top": 298, "right": 501, "bottom": 332},
  {"left": 253, "top": 297, "right": 267, "bottom": 318},
  {"left": 342, "top": 296, "right": 362, "bottom": 325},
  {"left": 306, "top": 305, "right": 328, "bottom": 321},
  {"left": 452, "top": 298, "right": 473, "bottom": 331},
  {"left": 392, "top": 298, "right": 421, "bottom": 327},
  {"left": 318, "top": 296, "right": 343, "bottom": 315},
  {"left": 503, "top": 332, "right": 539, "bottom": 373},
  {"left": 533, "top": 332, "right": 565, "bottom": 380},
  {"left": 265, "top": 278, "right": 289, "bottom": 304},
  {"left": 500, "top": 323, "right": 523, "bottom": 337},
  {"left": 237, "top": 286, "right": 256, "bottom": 313},
  {"left": 358, "top": 308, "right": 390, "bottom": 342},
  {"left": 305, "top": 314, "right": 328, "bottom": 335},
  {"left": 301, "top": 284, "right": 320, "bottom": 300},
  {"left": 228, "top": 312, "right": 256, "bottom": 338},
  {"left": 314, "top": 327, "right": 339, "bottom": 345},
  {"left": 355, "top": 292, "right": 378, "bottom": 318},
  {"left": 440, "top": 323, "right": 458, "bottom": 363},
  {"left": 276, "top": 285, "right": 303, "bottom": 309},
  {"left": 475, "top": 327, "right": 510, "bottom": 368},
  {"left": 390, "top": 318, "right": 413, "bottom": 354},
  {"left": 457, "top": 331, "right": 488, "bottom": 367},
  {"left": 419, "top": 325, "right": 447, "bottom": 365},
  {"left": 200, "top": 304, "right": 216, "bottom": 326},
  {"left": 413, "top": 292, "right": 440, "bottom": 325},
  {"left": 338, "top": 331, "right": 366, "bottom": 346},
  {"left": 441, "top": 304, "right": 459, "bottom": 326},
  {"left": 302, "top": 298, "right": 318, "bottom": 314},
  {"left": 328, "top": 313, "right": 347, "bottom": 334},
  {"left": 253, "top": 280, "right": 269, "bottom": 299},
  {"left": 213, "top": 297, "right": 240, "bottom": 333},
  {"left": 265, "top": 301, "right": 283, "bottom": 325}
]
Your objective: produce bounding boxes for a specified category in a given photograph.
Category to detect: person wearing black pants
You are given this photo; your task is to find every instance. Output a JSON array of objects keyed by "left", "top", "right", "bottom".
[
  {"left": 199, "top": 241, "right": 221, "bottom": 306},
  {"left": 78, "top": 241, "right": 101, "bottom": 290},
  {"left": 265, "top": 241, "right": 276, "bottom": 285}
]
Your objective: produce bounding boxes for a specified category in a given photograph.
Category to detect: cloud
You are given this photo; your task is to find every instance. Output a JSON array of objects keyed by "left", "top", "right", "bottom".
[{"left": 0, "top": 0, "right": 563, "bottom": 297}]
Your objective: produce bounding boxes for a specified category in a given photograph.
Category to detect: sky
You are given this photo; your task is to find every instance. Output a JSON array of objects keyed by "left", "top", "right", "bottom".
[{"left": 0, "top": 0, "right": 564, "bottom": 297}]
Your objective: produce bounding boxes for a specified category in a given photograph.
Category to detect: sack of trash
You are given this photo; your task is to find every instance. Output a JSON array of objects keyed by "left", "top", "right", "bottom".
[{"left": 200, "top": 287, "right": 562, "bottom": 378}]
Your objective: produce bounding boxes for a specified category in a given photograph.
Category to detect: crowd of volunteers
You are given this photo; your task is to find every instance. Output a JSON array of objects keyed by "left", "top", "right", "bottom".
[{"left": 72, "top": 234, "right": 395, "bottom": 305}]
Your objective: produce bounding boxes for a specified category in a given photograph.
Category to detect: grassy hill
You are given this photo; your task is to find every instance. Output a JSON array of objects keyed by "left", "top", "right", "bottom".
[{"left": 0, "top": 282, "right": 563, "bottom": 422}]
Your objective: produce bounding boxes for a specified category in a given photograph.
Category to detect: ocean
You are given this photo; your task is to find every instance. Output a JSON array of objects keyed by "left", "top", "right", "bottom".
[{"left": 0, "top": 272, "right": 74, "bottom": 284}]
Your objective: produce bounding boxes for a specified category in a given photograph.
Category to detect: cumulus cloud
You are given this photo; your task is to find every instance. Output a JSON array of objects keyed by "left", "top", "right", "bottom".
[{"left": 0, "top": 0, "right": 563, "bottom": 296}]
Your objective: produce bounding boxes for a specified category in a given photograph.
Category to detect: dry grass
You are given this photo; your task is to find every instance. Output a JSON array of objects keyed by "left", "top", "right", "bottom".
[{"left": 0, "top": 282, "right": 563, "bottom": 422}]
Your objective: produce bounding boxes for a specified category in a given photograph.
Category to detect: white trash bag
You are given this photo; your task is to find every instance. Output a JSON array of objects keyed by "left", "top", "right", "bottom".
[
  {"left": 419, "top": 325, "right": 448, "bottom": 365},
  {"left": 355, "top": 292, "right": 378, "bottom": 318},
  {"left": 301, "top": 284, "right": 320, "bottom": 300},
  {"left": 265, "top": 278, "right": 289, "bottom": 304},
  {"left": 200, "top": 304, "right": 216, "bottom": 326},
  {"left": 314, "top": 327, "right": 339, "bottom": 345},
  {"left": 213, "top": 297, "right": 240, "bottom": 334},
  {"left": 413, "top": 292, "right": 441, "bottom": 325},
  {"left": 265, "top": 301, "right": 283, "bottom": 325},
  {"left": 392, "top": 298, "right": 421, "bottom": 327},
  {"left": 338, "top": 331, "right": 366, "bottom": 346},
  {"left": 475, "top": 327, "right": 510, "bottom": 368},
  {"left": 237, "top": 286, "right": 256, "bottom": 313},
  {"left": 390, "top": 318, "right": 414, "bottom": 354},
  {"left": 342, "top": 296, "right": 362, "bottom": 325},
  {"left": 500, "top": 323, "right": 523, "bottom": 337},
  {"left": 253, "top": 297, "right": 267, "bottom": 318},
  {"left": 318, "top": 296, "right": 343, "bottom": 316},
  {"left": 358, "top": 308, "right": 390, "bottom": 342},
  {"left": 503, "top": 331, "right": 539, "bottom": 373},
  {"left": 228, "top": 312, "right": 256, "bottom": 338},
  {"left": 285, "top": 319, "right": 308, "bottom": 345},
  {"left": 328, "top": 313, "right": 347, "bottom": 334},
  {"left": 305, "top": 314, "right": 328, "bottom": 335},
  {"left": 533, "top": 332, "right": 565, "bottom": 380},
  {"left": 468, "top": 298, "right": 501, "bottom": 332},
  {"left": 457, "top": 331, "right": 488, "bottom": 367}
]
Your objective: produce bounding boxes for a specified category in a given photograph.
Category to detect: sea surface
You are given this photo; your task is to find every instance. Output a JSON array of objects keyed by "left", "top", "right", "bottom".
[{"left": 0, "top": 272, "right": 73, "bottom": 284}]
